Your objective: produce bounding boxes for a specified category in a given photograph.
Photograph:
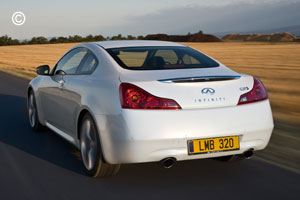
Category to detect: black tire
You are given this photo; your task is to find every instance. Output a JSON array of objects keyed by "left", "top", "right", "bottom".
[
  {"left": 79, "top": 113, "right": 120, "bottom": 178},
  {"left": 27, "top": 90, "right": 44, "bottom": 132}
]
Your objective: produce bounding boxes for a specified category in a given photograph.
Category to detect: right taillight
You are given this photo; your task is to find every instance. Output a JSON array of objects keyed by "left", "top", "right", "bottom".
[
  {"left": 238, "top": 77, "right": 268, "bottom": 105},
  {"left": 119, "top": 83, "right": 181, "bottom": 110}
]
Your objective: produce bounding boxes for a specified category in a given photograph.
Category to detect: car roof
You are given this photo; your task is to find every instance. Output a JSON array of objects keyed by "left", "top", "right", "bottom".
[{"left": 94, "top": 40, "right": 185, "bottom": 49}]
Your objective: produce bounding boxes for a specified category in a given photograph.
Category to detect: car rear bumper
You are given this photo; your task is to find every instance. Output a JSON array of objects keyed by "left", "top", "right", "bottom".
[{"left": 96, "top": 100, "right": 274, "bottom": 164}]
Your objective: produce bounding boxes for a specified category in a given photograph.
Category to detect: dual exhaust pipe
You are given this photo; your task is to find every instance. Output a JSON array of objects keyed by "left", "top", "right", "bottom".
[
  {"left": 243, "top": 148, "right": 254, "bottom": 159},
  {"left": 160, "top": 157, "right": 176, "bottom": 169},
  {"left": 159, "top": 149, "right": 254, "bottom": 168}
]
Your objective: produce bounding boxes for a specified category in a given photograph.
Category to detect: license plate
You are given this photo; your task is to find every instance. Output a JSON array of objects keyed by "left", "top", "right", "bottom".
[{"left": 188, "top": 136, "right": 240, "bottom": 155}]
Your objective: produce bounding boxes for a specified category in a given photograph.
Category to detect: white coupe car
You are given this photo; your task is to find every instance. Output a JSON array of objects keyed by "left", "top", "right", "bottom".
[{"left": 27, "top": 40, "right": 274, "bottom": 177}]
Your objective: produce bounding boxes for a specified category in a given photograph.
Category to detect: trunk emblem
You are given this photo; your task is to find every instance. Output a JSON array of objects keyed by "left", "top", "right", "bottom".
[{"left": 201, "top": 88, "right": 215, "bottom": 95}]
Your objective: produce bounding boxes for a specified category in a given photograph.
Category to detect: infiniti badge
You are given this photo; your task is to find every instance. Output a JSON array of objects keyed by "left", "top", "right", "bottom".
[{"left": 201, "top": 88, "right": 215, "bottom": 95}]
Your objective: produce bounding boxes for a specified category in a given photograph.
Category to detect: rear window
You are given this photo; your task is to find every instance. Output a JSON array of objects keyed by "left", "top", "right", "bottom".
[{"left": 106, "top": 46, "right": 219, "bottom": 70}]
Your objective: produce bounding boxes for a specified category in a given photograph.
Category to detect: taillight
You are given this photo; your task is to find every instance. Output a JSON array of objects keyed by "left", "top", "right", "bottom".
[
  {"left": 119, "top": 83, "right": 181, "bottom": 110},
  {"left": 238, "top": 77, "right": 268, "bottom": 105}
]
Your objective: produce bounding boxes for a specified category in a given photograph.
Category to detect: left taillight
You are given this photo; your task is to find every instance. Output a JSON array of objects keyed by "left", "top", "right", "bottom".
[
  {"left": 119, "top": 83, "right": 182, "bottom": 110},
  {"left": 238, "top": 77, "right": 268, "bottom": 105}
]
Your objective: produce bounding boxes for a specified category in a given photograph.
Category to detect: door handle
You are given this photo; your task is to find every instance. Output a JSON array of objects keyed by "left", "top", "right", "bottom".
[
  {"left": 58, "top": 79, "right": 65, "bottom": 84},
  {"left": 58, "top": 79, "right": 65, "bottom": 88}
]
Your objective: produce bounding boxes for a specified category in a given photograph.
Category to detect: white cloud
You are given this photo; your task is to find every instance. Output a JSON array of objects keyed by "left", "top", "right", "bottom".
[{"left": 100, "top": 0, "right": 300, "bottom": 35}]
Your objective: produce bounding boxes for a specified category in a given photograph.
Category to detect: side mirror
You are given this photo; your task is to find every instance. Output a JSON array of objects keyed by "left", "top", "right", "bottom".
[{"left": 36, "top": 65, "right": 50, "bottom": 75}]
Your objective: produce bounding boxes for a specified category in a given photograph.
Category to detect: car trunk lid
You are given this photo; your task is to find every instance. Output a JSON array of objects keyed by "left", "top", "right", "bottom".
[{"left": 119, "top": 66, "right": 253, "bottom": 109}]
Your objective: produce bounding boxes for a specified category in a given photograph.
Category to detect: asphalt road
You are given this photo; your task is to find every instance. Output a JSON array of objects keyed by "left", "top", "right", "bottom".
[{"left": 0, "top": 71, "right": 299, "bottom": 200}]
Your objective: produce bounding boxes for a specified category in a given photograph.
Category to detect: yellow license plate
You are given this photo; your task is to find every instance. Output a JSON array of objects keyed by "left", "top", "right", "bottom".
[{"left": 188, "top": 136, "right": 240, "bottom": 155}]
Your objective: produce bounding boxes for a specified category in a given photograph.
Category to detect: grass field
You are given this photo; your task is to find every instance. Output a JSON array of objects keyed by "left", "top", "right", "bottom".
[
  {"left": 0, "top": 43, "right": 72, "bottom": 79},
  {"left": 0, "top": 42, "right": 299, "bottom": 173}
]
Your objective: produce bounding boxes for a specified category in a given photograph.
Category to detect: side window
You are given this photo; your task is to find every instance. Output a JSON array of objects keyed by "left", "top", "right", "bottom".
[
  {"left": 55, "top": 48, "right": 88, "bottom": 75},
  {"left": 77, "top": 52, "right": 98, "bottom": 74},
  {"left": 154, "top": 50, "right": 179, "bottom": 64}
]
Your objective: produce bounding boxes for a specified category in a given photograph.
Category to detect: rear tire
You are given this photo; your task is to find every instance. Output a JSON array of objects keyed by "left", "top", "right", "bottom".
[
  {"left": 27, "top": 90, "right": 44, "bottom": 132},
  {"left": 79, "top": 113, "right": 120, "bottom": 178}
]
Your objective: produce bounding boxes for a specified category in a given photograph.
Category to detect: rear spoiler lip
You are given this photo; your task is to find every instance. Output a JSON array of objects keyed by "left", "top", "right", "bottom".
[{"left": 158, "top": 75, "right": 241, "bottom": 83}]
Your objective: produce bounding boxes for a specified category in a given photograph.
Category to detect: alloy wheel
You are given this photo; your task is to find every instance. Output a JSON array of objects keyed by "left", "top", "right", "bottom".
[
  {"left": 80, "top": 119, "right": 97, "bottom": 170},
  {"left": 28, "top": 94, "right": 36, "bottom": 128}
]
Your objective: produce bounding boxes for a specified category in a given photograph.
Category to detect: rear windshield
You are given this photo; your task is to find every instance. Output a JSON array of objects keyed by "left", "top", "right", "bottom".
[{"left": 106, "top": 46, "right": 219, "bottom": 70}]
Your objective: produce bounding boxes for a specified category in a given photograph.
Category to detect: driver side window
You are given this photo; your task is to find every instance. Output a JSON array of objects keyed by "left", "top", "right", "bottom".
[{"left": 55, "top": 48, "right": 88, "bottom": 75}]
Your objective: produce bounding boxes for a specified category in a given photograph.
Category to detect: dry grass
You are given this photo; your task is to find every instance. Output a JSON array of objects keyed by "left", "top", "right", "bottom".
[
  {"left": 0, "top": 42, "right": 300, "bottom": 126},
  {"left": 0, "top": 43, "right": 77, "bottom": 79}
]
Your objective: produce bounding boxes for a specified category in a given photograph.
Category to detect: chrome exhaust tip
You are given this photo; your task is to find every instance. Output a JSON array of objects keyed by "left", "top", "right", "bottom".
[
  {"left": 243, "top": 148, "right": 254, "bottom": 159},
  {"left": 160, "top": 157, "right": 176, "bottom": 169}
]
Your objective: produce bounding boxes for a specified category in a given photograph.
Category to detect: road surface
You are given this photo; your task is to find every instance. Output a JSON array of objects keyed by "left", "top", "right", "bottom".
[{"left": 0, "top": 71, "right": 299, "bottom": 200}]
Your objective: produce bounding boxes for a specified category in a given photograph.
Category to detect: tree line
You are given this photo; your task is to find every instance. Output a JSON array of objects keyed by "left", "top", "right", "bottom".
[{"left": 0, "top": 34, "right": 145, "bottom": 46}]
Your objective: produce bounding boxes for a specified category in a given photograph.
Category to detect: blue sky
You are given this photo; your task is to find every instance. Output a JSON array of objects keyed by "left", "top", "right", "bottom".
[{"left": 1, "top": 0, "right": 299, "bottom": 39}]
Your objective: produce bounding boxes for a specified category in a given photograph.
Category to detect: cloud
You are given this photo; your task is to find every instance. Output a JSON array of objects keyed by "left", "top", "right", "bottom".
[{"left": 101, "top": 0, "right": 300, "bottom": 35}]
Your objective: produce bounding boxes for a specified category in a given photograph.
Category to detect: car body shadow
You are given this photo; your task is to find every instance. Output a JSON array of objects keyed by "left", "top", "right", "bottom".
[{"left": 0, "top": 94, "right": 85, "bottom": 175}]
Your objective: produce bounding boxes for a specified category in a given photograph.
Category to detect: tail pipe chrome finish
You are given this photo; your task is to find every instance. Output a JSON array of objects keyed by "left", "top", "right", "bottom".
[
  {"left": 243, "top": 148, "right": 254, "bottom": 159},
  {"left": 160, "top": 157, "right": 176, "bottom": 168}
]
